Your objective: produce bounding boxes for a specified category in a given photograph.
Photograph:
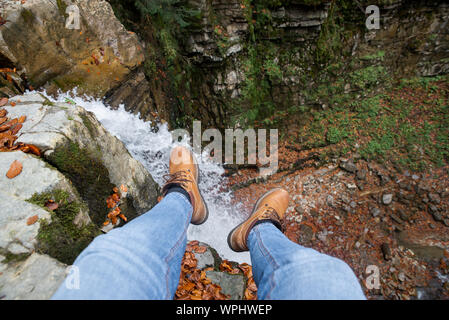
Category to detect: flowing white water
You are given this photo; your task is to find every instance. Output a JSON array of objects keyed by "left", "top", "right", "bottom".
[{"left": 44, "top": 91, "right": 251, "bottom": 263}]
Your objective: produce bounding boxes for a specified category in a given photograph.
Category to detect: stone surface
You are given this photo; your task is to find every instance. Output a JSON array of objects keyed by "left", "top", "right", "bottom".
[
  {"left": 4, "top": 93, "right": 159, "bottom": 224},
  {"left": 0, "top": 253, "right": 68, "bottom": 300},
  {"left": 0, "top": 151, "right": 89, "bottom": 255},
  {"left": 205, "top": 270, "right": 246, "bottom": 300},
  {"left": 0, "top": 0, "right": 144, "bottom": 97},
  {"left": 193, "top": 242, "right": 217, "bottom": 270},
  {"left": 0, "top": 92, "right": 159, "bottom": 300}
]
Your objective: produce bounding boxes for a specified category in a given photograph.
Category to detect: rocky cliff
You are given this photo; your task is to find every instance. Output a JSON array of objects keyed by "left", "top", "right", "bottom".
[{"left": 0, "top": 92, "right": 159, "bottom": 299}]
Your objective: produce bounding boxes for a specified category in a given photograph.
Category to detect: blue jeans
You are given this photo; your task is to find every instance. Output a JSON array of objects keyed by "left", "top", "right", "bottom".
[{"left": 52, "top": 192, "right": 365, "bottom": 300}]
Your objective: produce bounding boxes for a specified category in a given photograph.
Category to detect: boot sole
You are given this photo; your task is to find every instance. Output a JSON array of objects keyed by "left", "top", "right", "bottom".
[
  {"left": 227, "top": 187, "right": 283, "bottom": 252},
  {"left": 191, "top": 151, "right": 209, "bottom": 225}
]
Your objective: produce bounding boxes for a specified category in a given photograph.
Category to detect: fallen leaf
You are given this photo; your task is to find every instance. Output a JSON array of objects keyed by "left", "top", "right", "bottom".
[
  {"left": 10, "top": 123, "right": 22, "bottom": 135},
  {"left": 0, "top": 109, "right": 7, "bottom": 117},
  {"left": 26, "top": 215, "right": 38, "bottom": 225},
  {"left": 194, "top": 246, "right": 207, "bottom": 254},
  {"left": 25, "top": 144, "right": 41, "bottom": 156},
  {"left": 9, "top": 101, "right": 16, "bottom": 107},
  {"left": 18, "top": 115, "right": 26, "bottom": 123},
  {"left": 0, "top": 98, "right": 8, "bottom": 107},
  {"left": 0, "top": 117, "right": 7, "bottom": 125},
  {"left": 45, "top": 201, "right": 59, "bottom": 211},
  {"left": 6, "top": 160, "right": 22, "bottom": 179}
]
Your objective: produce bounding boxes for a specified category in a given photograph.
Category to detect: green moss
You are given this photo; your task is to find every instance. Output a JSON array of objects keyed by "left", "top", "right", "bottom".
[
  {"left": 27, "top": 190, "right": 100, "bottom": 265},
  {"left": 79, "top": 113, "right": 96, "bottom": 138},
  {"left": 20, "top": 8, "right": 36, "bottom": 25},
  {"left": 56, "top": 0, "right": 69, "bottom": 17},
  {"left": 0, "top": 249, "right": 31, "bottom": 264},
  {"left": 46, "top": 141, "right": 117, "bottom": 226}
]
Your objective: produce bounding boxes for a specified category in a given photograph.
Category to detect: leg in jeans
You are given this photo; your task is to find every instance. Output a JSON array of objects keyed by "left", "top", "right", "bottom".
[
  {"left": 248, "top": 222, "right": 366, "bottom": 300},
  {"left": 52, "top": 192, "right": 192, "bottom": 300}
]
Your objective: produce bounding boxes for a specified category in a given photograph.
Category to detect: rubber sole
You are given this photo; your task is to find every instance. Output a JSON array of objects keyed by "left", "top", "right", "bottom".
[
  {"left": 227, "top": 187, "right": 283, "bottom": 252},
  {"left": 191, "top": 151, "right": 209, "bottom": 225}
]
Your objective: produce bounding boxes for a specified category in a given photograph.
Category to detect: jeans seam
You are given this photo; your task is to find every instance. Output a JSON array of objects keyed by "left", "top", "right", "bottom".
[
  {"left": 163, "top": 195, "right": 192, "bottom": 299},
  {"left": 254, "top": 227, "right": 279, "bottom": 299}
]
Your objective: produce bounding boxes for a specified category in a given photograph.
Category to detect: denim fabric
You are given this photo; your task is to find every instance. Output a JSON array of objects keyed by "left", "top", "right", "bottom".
[
  {"left": 52, "top": 192, "right": 365, "bottom": 300},
  {"left": 52, "top": 192, "right": 192, "bottom": 300},
  {"left": 248, "top": 222, "right": 366, "bottom": 300}
]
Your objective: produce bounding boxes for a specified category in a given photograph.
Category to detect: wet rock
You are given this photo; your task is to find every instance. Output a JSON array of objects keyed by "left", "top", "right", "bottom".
[
  {"left": 193, "top": 242, "right": 217, "bottom": 270},
  {"left": 205, "top": 271, "right": 246, "bottom": 300},
  {"left": 5, "top": 93, "right": 159, "bottom": 224},
  {"left": 382, "top": 193, "right": 393, "bottom": 205},
  {"left": 0, "top": 0, "right": 144, "bottom": 97}
]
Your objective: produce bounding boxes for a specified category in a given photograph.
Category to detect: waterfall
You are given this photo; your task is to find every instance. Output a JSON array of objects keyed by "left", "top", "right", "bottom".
[{"left": 44, "top": 91, "right": 251, "bottom": 263}]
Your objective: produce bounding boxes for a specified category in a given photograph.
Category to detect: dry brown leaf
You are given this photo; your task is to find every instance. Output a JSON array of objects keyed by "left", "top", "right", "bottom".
[
  {"left": 194, "top": 245, "right": 207, "bottom": 254},
  {"left": 0, "top": 117, "right": 7, "bottom": 125},
  {"left": 18, "top": 115, "right": 26, "bottom": 123},
  {"left": 10, "top": 123, "right": 22, "bottom": 135},
  {"left": 0, "top": 98, "right": 8, "bottom": 107},
  {"left": 6, "top": 160, "right": 22, "bottom": 179},
  {"left": 45, "top": 201, "right": 59, "bottom": 211},
  {"left": 26, "top": 215, "right": 38, "bottom": 225}
]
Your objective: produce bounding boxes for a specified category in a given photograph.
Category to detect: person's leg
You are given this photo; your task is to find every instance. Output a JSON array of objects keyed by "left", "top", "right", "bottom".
[
  {"left": 52, "top": 191, "right": 192, "bottom": 300},
  {"left": 248, "top": 222, "right": 366, "bottom": 300}
]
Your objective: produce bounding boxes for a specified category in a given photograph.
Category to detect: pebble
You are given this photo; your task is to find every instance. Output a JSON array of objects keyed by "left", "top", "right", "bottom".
[
  {"left": 340, "top": 160, "right": 357, "bottom": 173},
  {"left": 371, "top": 206, "right": 381, "bottom": 217},
  {"left": 382, "top": 193, "right": 393, "bottom": 205},
  {"left": 428, "top": 193, "right": 441, "bottom": 204}
]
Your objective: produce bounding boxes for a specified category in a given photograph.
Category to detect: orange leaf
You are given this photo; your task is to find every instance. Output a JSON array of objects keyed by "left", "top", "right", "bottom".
[
  {"left": 45, "top": 201, "right": 59, "bottom": 211},
  {"left": 18, "top": 115, "right": 26, "bottom": 123},
  {"left": 0, "top": 97, "right": 8, "bottom": 107},
  {"left": 10, "top": 123, "right": 22, "bottom": 135},
  {"left": 26, "top": 215, "right": 38, "bottom": 225},
  {"left": 6, "top": 160, "right": 22, "bottom": 179},
  {"left": 25, "top": 144, "right": 41, "bottom": 157},
  {"left": 10, "top": 101, "right": 16, "bottom": 107},
  {"left": 194, "top": 245, "right": 207, "bottom": 254}
]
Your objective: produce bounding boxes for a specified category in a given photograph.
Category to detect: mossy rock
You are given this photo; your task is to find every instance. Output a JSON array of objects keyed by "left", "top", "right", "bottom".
[
  {"left": 46, "top": 141, "right": 118, "bottom": 227},
  {"left": 28, "top": 190, "right": 101, "bottom": 265}
]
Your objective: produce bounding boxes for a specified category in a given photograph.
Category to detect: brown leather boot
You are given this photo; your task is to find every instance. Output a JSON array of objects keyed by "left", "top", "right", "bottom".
[
  {"left": 161, "top": 146, "right": 209, "bottom": 225},
  {"left": 227, "top": 188, "right": 289, "bottom": 252}
]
